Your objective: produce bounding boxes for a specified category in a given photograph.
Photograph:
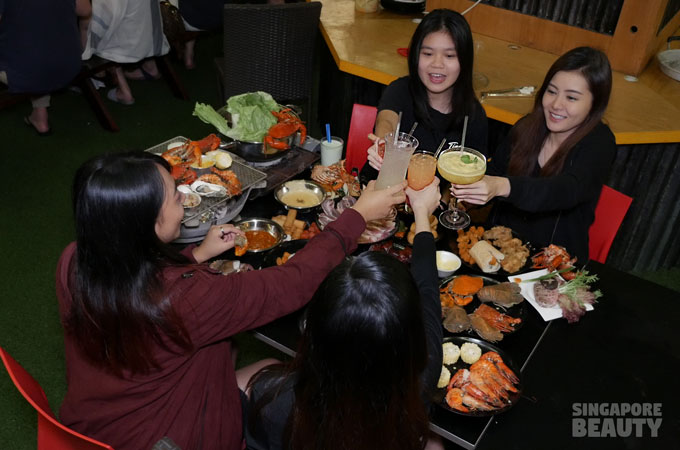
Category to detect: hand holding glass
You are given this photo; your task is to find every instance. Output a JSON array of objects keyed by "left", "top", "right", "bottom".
[
  {"left": 374, "top": 132, "right": 419, "bottom": 190},
  {"left": 436, "top": 147, "right": 486, "bottom": 229},
  {"left": 407, "top": 152, "right": 437, "bottom": 190}
]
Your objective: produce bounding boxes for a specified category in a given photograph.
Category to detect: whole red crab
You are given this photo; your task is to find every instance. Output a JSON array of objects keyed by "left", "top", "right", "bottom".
[{"left": 263, "top": 108, "right": 307, "bottom": 150}]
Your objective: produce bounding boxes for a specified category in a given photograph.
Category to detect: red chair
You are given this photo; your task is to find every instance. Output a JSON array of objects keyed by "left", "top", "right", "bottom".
[
  {"left": 588, "top": 185, "right": 633, "bottom": 264},
  {"left": 0, "top": 346, "right": 114, "bottom": 450},
  {"left": 344, "top": 104, "right": 377, "bottom": 175}
]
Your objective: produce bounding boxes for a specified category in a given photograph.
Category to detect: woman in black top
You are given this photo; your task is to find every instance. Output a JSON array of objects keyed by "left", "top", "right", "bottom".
[
  {"left": 361, "top": 9, "right": 488, "bottom": 183},
  {"left": 245, "top": 180, "right": 443, "bottom": 450},
  {"left": 453, "top": 47, "right": 616, "bottom": 263}
]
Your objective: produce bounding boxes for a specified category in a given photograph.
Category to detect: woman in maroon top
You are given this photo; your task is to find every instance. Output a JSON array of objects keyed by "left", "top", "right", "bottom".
[{"left": 57, "top": 151, "right": 405, "bottom": 450}]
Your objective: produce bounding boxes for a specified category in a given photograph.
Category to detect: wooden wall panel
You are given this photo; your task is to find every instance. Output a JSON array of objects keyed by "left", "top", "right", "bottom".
[{"left": 426, "top": 0, "right": 680, "bottom": 76}]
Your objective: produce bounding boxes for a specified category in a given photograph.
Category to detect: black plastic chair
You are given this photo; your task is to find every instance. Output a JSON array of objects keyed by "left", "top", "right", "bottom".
[{"left": 219, "top": 2, "right": 322, "bottom": 118}]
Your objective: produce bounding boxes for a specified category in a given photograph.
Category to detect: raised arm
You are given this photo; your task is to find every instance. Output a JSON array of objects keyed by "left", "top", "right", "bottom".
[
  {"left": 453, "top": 123, "right": 615, "bottom": 211},
  {"left": 406, "top": 180, "right": 443, "bottom": 398},
  {"left": 364, "top": 109, "right": 400, "bottom": 172}
]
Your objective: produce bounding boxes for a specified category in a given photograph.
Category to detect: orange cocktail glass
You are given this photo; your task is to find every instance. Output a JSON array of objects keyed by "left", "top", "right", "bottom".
[{"left": 407, "top": 152, "right": 437, "bottom": 190}]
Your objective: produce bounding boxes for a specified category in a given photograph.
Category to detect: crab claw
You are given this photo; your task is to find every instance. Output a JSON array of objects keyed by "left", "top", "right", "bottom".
[{"left": 264, "top": 135, "right": 291, "bottom": 150}]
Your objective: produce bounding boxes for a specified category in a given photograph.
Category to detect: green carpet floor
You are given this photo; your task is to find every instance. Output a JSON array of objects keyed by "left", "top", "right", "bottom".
[{"left": 1, "top": 33, "right": 678, "bottom": 449}]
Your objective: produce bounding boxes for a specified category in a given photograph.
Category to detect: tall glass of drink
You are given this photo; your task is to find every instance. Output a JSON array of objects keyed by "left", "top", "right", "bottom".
[
  {"left": 375, "top": 132, "right": 419, "bottom": 190},
  {"left": 436, "top": 146, "right": 486, "bottom": 229},
  {"left": 407, "top": 151, "right": 437, "bottom": 190}
]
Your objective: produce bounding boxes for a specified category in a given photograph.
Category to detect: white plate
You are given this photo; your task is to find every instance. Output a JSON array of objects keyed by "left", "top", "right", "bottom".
[{"left": 509, "top": 269, "right": 593, "bottom": 321}]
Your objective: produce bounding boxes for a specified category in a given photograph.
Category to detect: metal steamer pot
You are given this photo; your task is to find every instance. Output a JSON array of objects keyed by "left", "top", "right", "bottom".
[
  {"left": 657, "top": 36, "right": 680, "bottom": 82},
  {"left": 217, "top": 105, "right": 300, "bottom": 163},
  {"left": 219, "top": 135, "right": 295, "bottom": 163}
]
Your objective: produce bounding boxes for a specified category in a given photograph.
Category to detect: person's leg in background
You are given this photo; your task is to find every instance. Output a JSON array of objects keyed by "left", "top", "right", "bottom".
[
  {"left": 75, "top": 0, "right": 92, "bottom": 51},
  {"left": 107, "top": 65, "right": 135, "bottom": 105},
  {"left": 124, "top": 57, "right": 162, "bottom": 81},
  {"left": 180, "top": 17, "right": 202, "bottom": 70},
  {"left": 27, "top": 95, "right": 51, "bottom": 134},
  {"left": 2, "top": 71, "right": 51, "bottom": 134}
]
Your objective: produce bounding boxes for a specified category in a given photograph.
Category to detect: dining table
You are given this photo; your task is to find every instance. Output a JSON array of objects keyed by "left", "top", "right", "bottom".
[{"left": 234, "top": 186, "right": 679, "bottom": 450}]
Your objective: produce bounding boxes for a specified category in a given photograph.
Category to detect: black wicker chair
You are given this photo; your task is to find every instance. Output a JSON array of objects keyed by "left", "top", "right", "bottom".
[{"left": 219, "top": 2, "right": 322, "bottom": 119}]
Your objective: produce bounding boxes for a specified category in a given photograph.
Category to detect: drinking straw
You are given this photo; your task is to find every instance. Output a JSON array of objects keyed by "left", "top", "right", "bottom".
[
  {"left": 408, "top": 121, "right": 418, "bottom": 136},
  {"left": 434, "top": 138, "right": 448, "bottom": 159},
  {"left": 460, "top": 115, "right": 469, "bottom": 149},
  {"left": 394, "top": 111, "right": 403, "bottom": 145},
  {"left": 325, "top": 123, "right": 332, "bottom": 143}
]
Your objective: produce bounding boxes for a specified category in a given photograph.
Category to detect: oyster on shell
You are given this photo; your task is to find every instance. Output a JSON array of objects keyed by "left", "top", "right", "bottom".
[{"left": 190, "top": 180, "right": 227, "bottom": 197}]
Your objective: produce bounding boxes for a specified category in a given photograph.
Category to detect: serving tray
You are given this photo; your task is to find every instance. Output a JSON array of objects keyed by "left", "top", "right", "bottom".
[{"left": 146, "top": 136, "right": 267, "bottom": 243}]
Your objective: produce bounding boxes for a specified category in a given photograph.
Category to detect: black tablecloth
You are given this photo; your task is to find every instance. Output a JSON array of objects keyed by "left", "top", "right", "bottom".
[{"left": 238, "top": 196, "right": 679, "bottom": 450}]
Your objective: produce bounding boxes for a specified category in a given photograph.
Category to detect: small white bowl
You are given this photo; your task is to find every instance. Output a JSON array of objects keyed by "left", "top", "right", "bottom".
[{"left": 436, "top": 251, "right": 461, "bottom": 278}]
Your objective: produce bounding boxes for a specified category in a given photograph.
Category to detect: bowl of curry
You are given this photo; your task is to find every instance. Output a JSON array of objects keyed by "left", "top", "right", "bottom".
[{"left": 233, "top": 218, "right": 285, "bottom": 253}]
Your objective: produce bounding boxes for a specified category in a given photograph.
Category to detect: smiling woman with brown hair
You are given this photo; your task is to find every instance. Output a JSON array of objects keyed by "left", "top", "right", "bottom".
[{"left": 452, "top": 47, "right": 616, "bottom": 263}]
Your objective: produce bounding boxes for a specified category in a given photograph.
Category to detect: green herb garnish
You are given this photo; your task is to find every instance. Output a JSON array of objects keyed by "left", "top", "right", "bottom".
[
  {"left": 461, "top": 154, "right": 476, "bottom": 164},
  {"left": 516, "top": 267, "right": 574, "bottom": 283}
]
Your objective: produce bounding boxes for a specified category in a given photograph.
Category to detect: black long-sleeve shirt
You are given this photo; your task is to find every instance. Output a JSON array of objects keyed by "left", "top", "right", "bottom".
[
  {"left": 245, "top": 232, "right": 443, "bottom": 450},
  {"left": 360, "top": 76, "right": 488, "bottom": 185},
  {"left": 487, "top": 121, "right": 616, "bottom": 263}
]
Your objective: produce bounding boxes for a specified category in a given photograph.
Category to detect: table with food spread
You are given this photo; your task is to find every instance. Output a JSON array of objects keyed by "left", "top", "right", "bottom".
[
  {"left": 159, "top": 95, "right": 677, "bottom": 449},
  {"left": 247, "top": 236, "right": 678, "bottom": 449}
]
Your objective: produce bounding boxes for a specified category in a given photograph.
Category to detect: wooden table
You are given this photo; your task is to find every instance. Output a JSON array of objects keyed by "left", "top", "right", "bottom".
[{"left": 317, "top": 0, "right": 680, "bottom": 145}]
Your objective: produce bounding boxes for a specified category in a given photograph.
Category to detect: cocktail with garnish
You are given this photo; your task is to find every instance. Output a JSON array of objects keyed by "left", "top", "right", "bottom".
[{"left": 436, "top": 147, "right": 486, "bottom": 229}]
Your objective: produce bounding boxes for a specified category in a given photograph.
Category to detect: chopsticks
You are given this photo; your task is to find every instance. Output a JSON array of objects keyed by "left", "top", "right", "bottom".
[{"left": 480, "top": 86, "right": 536, "bottom": 101}]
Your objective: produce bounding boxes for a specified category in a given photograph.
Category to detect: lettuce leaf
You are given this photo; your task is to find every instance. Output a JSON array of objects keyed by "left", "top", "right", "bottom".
[
  {"left": 225, "top": 92, "right": 279, "bottom": 142},
  {"left": 192, "top": 92, "right": 280, "bottom": 142},
  {"left": 192, "top": 102, "right": 231, "bottom": 136}
]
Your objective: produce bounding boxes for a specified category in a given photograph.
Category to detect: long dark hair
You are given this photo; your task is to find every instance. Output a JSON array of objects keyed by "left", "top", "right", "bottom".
[
  {"left": 508, "top": 46, "right": 612, "bottom": 177},
  {"left": 67, "top": 152, "right": 192, "bottom": 375},
  {"left": 249, "top": 252, "right": 429, "bottom": 450},
  {"left": 407, "top": 8, "right": 479, "bottom": 132}
]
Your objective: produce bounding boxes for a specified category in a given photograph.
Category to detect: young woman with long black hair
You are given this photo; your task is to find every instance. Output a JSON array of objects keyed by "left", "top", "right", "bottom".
[
  {"left": 56, "top": 152, "right": 405, "bottom": 450},
  {"left": 361, "top": 8, "right": 488, "bottom": 182},
  {"left": 244, "top": 179, "right": 443, "bottom": 450},
  {"left": 452, "top": 47, "right": 616, "bottom": 262}
]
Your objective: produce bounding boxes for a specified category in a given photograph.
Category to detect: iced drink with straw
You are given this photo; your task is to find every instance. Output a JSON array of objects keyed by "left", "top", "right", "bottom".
[
  {"left": 375, "top": 131, "right": 419, "bottom": 190},
  {"left": 407, "top": 152, "right": 437, "bottom": 190}
]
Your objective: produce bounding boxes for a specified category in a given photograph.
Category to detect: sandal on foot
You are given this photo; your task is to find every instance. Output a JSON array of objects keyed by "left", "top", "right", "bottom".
[
  {"left": 23, "top": 116, "right": 51, "bottom": 136},
  {"left": 107, "top": 88, "right": 135, "bottom": 105}
]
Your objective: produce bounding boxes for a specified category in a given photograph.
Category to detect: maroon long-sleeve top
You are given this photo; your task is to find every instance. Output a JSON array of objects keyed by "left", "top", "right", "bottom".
[{"left": 56, "top": 210, "right": 365, "bottom": 450}]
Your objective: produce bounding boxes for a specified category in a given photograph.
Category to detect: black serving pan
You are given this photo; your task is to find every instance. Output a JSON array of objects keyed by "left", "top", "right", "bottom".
[
  {"left": 435, "top": 336, "right": 522, "bottom": 417},
  {"left": 219, "top": 136, "right": 292, "bottom": 163},
  {"left": 439, "top": 275, "right": 527, "bottom": 338}
]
